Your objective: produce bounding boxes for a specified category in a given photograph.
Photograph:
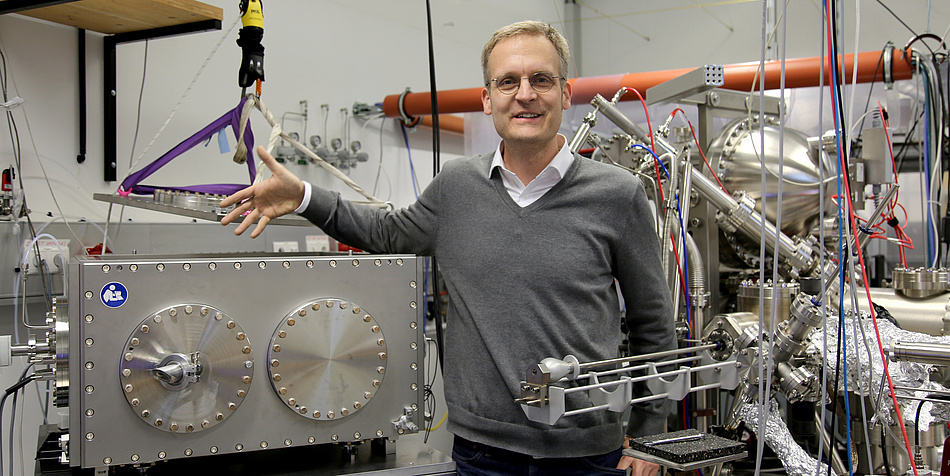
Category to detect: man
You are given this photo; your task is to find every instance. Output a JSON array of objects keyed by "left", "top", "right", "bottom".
[{"left": 221, "top": 21, "right": 674, "bottom": 476}]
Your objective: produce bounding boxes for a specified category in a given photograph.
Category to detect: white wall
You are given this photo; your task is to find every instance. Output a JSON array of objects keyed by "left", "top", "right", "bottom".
[{"left": 1, "top": 1, "right": 945, "bottom": 226}]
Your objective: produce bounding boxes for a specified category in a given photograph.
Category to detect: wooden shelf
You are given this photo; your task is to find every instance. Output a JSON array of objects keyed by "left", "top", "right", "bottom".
[{"left": 7, "top": 0, "right": 223, "bottom": 35}]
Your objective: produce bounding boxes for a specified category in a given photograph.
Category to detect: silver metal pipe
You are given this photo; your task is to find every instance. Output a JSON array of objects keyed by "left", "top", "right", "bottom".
[
  {"left": 893, "top": 385, "right": 950, "bottom": 396},
  {"left": 11, "top": 343, "right": 51, "bottom": 357},
  {"left": 569, "top": 112, "right": 596, "bottom": 153},
  {"left": 690, "top": 171, "right": 806, "bottom": 270},
  {"left": 817, "top": 409, "right": 850, "bottom": 476},
  {"left": 679, "top": 159, "right": 694, "bottom": 241},
  {"left": 690, "top": 170, "right": 737, "bottom": 212},
  {"left": 666, "top": 153, "right": 682, "bottom": 310},
  {"left": 591, "top": 94, "right": 676, "bottom": 155},
  {"left": 577, "top": 344, "right": 717, "bottom": 372},
  {"left": 888, "top": 342, "right": 950, "bottom": 366},
  {"left": 576, "top": 355, "right": 706, "bottom": 381}
]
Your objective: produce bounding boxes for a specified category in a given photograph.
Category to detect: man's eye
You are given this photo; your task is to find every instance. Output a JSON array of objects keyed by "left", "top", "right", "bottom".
[
  {"left": 533, "top": 75, "right": 553, "bottom": 85},
  {"left": 498, "top": 77, "right": 518, "bottom": 87}
]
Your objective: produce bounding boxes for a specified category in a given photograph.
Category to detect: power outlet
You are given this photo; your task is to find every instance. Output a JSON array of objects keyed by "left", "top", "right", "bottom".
[
  {"left": 272, "top": 241, "right": 299, "bottom": 253},
  {"left": 306, "top": 235, "right": 330, "bottom": 252},
  {"left": 22, "top": 238, "right": 70, "bottom": 275}
]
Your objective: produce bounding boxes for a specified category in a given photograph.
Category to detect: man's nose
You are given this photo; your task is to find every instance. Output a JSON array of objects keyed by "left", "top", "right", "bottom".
[{"left": 514, "top": 77, "right": 538, "bottom": 100}]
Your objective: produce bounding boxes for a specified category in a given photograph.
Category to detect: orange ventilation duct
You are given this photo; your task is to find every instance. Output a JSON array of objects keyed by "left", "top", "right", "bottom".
[{"left": 383, "top": 49, "right": 915, "bottom": 120}]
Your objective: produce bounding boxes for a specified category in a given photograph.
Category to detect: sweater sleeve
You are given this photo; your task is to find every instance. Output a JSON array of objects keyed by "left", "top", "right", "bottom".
[
  {"left": 615, "top": 178, "right": 676, "bottom": 438},
  {"left": 298, "top": 173, "right": 441, "bottom": 256}
]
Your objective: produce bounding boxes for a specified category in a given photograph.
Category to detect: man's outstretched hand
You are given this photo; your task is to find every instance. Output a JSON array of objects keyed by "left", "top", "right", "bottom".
[{"left": 220, "top": 146, "right": 306, "bottom": 238}]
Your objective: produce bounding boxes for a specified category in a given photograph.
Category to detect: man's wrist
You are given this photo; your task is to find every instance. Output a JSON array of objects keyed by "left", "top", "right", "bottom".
[{"left": 293, "top": 181, "right": 312, "bottom": 214}]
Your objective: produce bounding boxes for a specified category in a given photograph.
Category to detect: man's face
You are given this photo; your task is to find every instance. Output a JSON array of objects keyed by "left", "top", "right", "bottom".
[{"left": 481, "top": 35, "right": 572, "bottom": 149}]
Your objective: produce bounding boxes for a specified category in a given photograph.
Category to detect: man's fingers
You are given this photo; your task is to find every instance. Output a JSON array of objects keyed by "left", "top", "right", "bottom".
[
  {"left": 220, "top": 186, "right": 253, "bottom": 208},
  {"left": 234, "top": 209, "right": 260, "bottom": 236},
  {"left": 257, "top": 146, "right": 284, "bottom": 175},
  {"left": 221, "top": 200, "right": 254, "bottom": 226},
  {"left": 616, "top": 455, "right": 634, "bottom": 470},
  {"left": 250, "top": 215, "right": 270, "bottom": 239}
]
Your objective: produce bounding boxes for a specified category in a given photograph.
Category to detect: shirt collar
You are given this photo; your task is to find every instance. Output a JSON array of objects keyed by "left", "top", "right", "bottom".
[{"left": 489, "top": 134, "right": 573, "bottom": 180}]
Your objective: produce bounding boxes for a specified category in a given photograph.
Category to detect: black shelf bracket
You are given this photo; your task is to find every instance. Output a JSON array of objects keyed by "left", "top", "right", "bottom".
[{"left": 103, "top": 19, "right": 222, "bottom": 182}]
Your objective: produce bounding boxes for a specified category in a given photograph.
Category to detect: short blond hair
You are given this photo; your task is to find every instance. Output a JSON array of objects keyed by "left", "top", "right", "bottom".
[{"left": 481, "top": 20, "right": 571, "bottom": 86}]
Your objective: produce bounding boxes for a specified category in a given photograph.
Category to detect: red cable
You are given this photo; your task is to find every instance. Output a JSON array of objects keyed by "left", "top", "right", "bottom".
[
  {"left": 824, "top": 4, "right": 917, "bottom": 472},
  {"left": 620, "top": 87, "right": 655, "bottom": 152},
  {"left": 829, "top": 58, "right": 917, "bottom": 476},
  {"left": 670, "top": 232, "right": 690, "bottom": 430},
  {"left": 669, "top": 108, "right": 729, "bottom": 194},
  {"left": 617, "top": 88, "right": 664, "bottom": 200}
]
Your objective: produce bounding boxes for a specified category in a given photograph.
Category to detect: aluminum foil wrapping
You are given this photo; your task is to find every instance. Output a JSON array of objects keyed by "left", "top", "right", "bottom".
[
  {"left": 808, "top": 310, "right": 950, "bottom": 429},
  {"left": 737, "top": 400, "right": 832, "bottom": 476}
]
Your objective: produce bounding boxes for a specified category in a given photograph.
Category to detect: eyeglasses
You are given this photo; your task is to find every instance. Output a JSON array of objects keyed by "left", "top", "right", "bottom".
[{"left": 487, "top": 72, "right": 564, "bottom": 95}]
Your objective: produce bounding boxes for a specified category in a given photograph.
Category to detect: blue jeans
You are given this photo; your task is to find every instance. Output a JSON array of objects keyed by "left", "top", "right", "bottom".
[{"left": 452, "top": 436, "right": 627, "bottom": 476}]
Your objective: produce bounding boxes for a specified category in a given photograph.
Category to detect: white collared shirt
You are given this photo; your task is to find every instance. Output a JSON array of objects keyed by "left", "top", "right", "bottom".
[{"left": 490, "top": 134, "right": 573, "bottom": 207}]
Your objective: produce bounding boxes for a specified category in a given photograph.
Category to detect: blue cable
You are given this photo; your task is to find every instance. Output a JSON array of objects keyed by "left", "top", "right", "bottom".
[
  {"left": 629, "top": 144, "right": 669, "bottom": 178},
  {"left": 825, "top": 4, "right": 854, "bottom": 471},
  {"left": 400, "top": 123, "right": 421, "bottom": 198},
  {"left": 399, "top": 122, "right": 426, "bottom": 332},
  {"left": 675, "top": 192, "right": 691, "bottom": 430},
  {"left": 674, "top": 193, "right": 691, "bottom": 338}
]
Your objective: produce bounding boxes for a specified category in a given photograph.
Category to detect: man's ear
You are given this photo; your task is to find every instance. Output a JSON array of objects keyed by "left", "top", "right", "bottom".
[
  {"left": 481, "top": 87, "right": 492, "bottom": 115},
  {"left": 561, "top": 79, "right": 572, "bottom": 111}
]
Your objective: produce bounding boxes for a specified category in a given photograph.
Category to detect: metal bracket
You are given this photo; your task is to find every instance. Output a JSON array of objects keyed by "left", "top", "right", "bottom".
[
  {"left": 392, "top": 406, "right": 419, "bottom": 435},
  {"left": 646, "top": 65, "right": 724, "bottom": 107}
]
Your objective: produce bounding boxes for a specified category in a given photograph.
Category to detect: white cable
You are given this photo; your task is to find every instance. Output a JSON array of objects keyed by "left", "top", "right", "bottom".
[
  {"left": 845, "top": 257, "right": 876, "bottom": 467},
  {"left": 247, "top": 95, "right": 387, "bottom": 207},
  {"left": 0, "top": 68, "right": 86, "bottom": 253},
  {"left": 844, "top": 1, "right": 877, "bottom": 465},
  {"left": 123, "top": 15, "right": 241, "bottom": 182},
  {"left": 761, "top": 3, "right": 788, "bottom": 471},
  {"left": 755, "top": 0, "right": 769, "bottom": 472},
  {"left": 848, "top": 110, "right": 877, "bottom": 138},
  {"left": 18, "top": 233, "right": 68, "bottom": 322},
  {"left": 360, "top": 114, "right": 393, "bottom": 200},
  {"left": 33, "top": 216, "right": 113, "bottom": 248},
  {"left": 843, "top": 0, "right": 861, "bottom": 161},
  {"left": 815, "top": 6, "right": 829, "bottom": 472}
]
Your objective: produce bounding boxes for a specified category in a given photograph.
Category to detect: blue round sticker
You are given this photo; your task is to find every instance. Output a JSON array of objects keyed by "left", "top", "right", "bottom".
[{"left": 100, "top": 282, "right": 128, "bottom": 308}]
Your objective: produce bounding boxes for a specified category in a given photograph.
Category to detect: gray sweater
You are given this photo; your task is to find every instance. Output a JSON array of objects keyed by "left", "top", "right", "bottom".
[{"left": 302, "top": 152, "right": 675, "bottom": 458}]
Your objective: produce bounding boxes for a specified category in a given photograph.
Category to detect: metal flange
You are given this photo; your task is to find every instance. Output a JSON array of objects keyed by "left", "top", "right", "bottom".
[
  {"left": 267, "top": 298, "right": 386, "bottom": 421},
  {"left": 119, "top": 304, "right": 253, "bottom": 433}
]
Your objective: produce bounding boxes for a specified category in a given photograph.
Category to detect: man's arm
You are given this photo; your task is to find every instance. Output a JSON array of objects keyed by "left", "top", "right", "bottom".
[
  {"left": 222, "top": 146, "right": 439, "bottom": 255},
  {"left": 615, "top": 179, "right": 677, "bottom": 438}
]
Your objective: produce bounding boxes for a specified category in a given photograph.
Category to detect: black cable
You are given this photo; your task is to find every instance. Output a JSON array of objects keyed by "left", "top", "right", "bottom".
[
  {"left": 880, "top": 426, "right": 893, "bottom": 476},
  {"left": 0, "top": 366, "right": 34, "bottom": 476},
  {"left": 424, "top": 0, "right": 445, "bottom": 374},
  {"left": 873, "top": 0, "right": 935, "bottom": 56},
  {"left": 826, "top": 0, "right": 849, "bottom": 443},
  {"left": 914, "top": 400, "right": 925, "bottom": 448},
  {"left": 894, "top": 111, "right": 922, "bottom": 174},
  {"left": 825, "top": 298, "right": 844, "bottom": 476},
  {"left": 9, "top": 384, "right": 18, "bottom": 476},
  {"left": 422, "top": 338, "right": 440, "bottom": 444},
  {"left": 129, "top": 39, "right": 149, "bottom": 169},
  {"left": 857, "top": 44, "right": 887, "bottom": 134}
]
